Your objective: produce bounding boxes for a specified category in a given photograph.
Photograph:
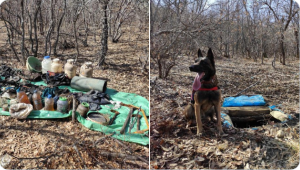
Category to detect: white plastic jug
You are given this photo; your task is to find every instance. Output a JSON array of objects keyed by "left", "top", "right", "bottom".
[{"left": 42, "top": 56, "right": 52, "bottom": 74}]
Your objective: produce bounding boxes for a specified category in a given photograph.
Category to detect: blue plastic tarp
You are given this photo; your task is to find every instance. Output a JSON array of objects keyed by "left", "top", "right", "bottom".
[{"left": 222, "top": 95, "right": 266, "bottom": 107}]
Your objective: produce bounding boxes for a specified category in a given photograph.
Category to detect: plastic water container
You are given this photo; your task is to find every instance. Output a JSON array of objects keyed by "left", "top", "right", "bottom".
[
  {"left": 51, "top": 58, "right": 63, "bottom": 73},
  {"left": 57, "top": 97, "right": 68, "bottom": 113},
  {"left": 16, "top": 89, "right": 31, "bottom": 104},
  {"left": 42, "top": 56, "right": 52, "bottom": 74},
  {"left": 44, "top": 94, "right": 55, "bottom": 111},
  {"left": 32, "top": 90, "right": 43, "bottom": 110}
]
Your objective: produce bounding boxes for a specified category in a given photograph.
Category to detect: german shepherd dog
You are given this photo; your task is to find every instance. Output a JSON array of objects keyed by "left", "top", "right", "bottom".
[{"left": 184, "top": 48, "right": 224, "bottom": 136}]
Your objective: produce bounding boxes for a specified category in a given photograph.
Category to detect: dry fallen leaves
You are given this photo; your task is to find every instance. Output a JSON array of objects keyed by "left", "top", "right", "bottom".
[{"left": 150, "top": 57, "right": 299, "bottom": 169}]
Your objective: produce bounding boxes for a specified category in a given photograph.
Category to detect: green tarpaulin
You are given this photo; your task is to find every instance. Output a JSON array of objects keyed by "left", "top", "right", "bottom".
[{"left": 0, "top": 80, "right": 149, "bottom": 145}]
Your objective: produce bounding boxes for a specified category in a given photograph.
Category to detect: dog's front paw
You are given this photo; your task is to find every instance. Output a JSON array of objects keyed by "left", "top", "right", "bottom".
[
  {"left": 196, "top": 132, "right": 203, "bottom": 137},
  {"left": 217, "top": 127, "right": 224, "bottom": 135},
  {"left": 196, "top": 128, "right": 203, "bottom": 136}
]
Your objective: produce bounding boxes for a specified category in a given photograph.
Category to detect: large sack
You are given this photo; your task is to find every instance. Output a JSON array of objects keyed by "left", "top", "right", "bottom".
[{"left": 9, "top": 103, "right": 33, "bottom": 119}]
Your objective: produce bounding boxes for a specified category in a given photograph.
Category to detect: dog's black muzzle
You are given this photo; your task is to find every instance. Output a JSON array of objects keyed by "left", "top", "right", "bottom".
[
  {"left": 189, "top": 65, "right": 202, "bottom": 72},
  {"left": 189, "top": 65, "right": 195, "bottom": 72}
]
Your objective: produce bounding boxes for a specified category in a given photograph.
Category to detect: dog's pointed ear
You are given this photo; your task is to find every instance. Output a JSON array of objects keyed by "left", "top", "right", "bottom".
[
  {"left": 207, "top": 48, "right": 215, "bottom": 67},
  {"left": 198, "top": 49, "right": 203, "bottom": 58}
]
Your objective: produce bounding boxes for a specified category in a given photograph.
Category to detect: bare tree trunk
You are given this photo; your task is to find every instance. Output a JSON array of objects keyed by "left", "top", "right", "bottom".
[
  {"left": 225, "top": 0, "right": 230, "bottom": 58},
  {"left": 53, "top": 0, "right": 66, "bottom": 55},
  {"left": 21, "top": 0, "right": 26, "bottom": 65},
  {"left": 3, "top": 20, "right": 21, "bottom": 62},
  {"left": 73, "top": 20, "right": 79, "bottom": 61},
  {"left": 44, "top": 22, "right": 54, "bottom": 56},
  {"left": 45, "top": 0, "right": 55, "bottom": 56},
  {"left": 33, "top": 4, "right": 39, "bottom": 58},
  {"left": 98, "top": 0, "right": 110, "bottom": 66},
  {"left": 280, "top": 33, "right": 285, "bottom": 65},
  {"left": 72, "top": 0, "right": 82, "bottom": 62},
  {"left": 261, "top": 37, "right": 264, "bottom": 64},
  {"left": 82, "top": 8, "right": 88, "bottom": 45},
  {"left": 39, "top": 3, "right": 44, "bottom": 35},
  {"left": 28, "top": 14, "right": 34, "bottom": 53},
  {"left": 295, "top": 29, "right": 299, "bottom": 58},
  {"left": 28, "top": 0, "right": 41, "bottom": 58},
  {"left": 272, "top": 52, "right": 276, "bottom": 69}
]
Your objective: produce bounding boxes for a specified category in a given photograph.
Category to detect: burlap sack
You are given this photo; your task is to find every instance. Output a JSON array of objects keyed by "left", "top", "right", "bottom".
[{"left": 9, "top": 103, "right": 33, "bottom": 119}]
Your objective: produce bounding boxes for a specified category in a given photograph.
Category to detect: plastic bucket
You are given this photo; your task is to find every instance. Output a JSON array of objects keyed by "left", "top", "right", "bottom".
[{"left": 26, "top": 56, "right": 42, "bottom": 73}]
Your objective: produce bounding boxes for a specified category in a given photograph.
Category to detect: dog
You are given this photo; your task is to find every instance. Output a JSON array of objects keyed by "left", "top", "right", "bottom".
[{"left": 184, "top": 48, "right": 224, "bottom": 136}]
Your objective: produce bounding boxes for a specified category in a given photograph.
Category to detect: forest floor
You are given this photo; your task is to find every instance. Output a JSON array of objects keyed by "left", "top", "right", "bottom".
[
  {"left": 0, "top": 20, "right": 149, "bottom": 169},
  {"left": 150, "top": 54, "right": 299, "bottom": 169}
]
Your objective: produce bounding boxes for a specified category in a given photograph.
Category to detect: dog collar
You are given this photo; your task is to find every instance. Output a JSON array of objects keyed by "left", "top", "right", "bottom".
[{"left": 198, "top": 86, "right": 218, "bottom": 91}]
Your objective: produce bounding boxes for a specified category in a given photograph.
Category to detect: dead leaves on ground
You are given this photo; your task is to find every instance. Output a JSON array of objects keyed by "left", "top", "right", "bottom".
[
  {"left": 150, "top": 58, "right": 299, "bottom": 169},
  {"left": 0, "top": 117, "right": 149, "bottom": 169},
  {"left": 151, "top": 125, "right": 299, "bottom": 169},
  {"left": 0, "top": 23, "right": 149, "bottom": 169}
]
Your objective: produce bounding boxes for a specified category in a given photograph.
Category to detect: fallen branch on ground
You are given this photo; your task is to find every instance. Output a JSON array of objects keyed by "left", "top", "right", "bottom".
[{"left": 73, "top": 143, "right": 87, "bottom": 169}]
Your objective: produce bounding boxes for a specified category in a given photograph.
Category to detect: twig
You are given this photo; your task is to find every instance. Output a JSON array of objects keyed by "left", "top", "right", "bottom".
[
  {"left": 73, "top": 143, "right": 87, "bottom": 169},
  {"left": 114, "top": 139, "right": 133, "bottom": 154},
  {"left": 111, "top": 138, "right": 148, "bottom": 163},
  {"left": 99, "top": 152, "right": 141, "bottom": 161},
  {"left": 93, "top": 132, "right": 115, "bottom": 146},
  {"left": 99, "top": 152, "right": 149, "bottom": 169},
  {"left": 8, "top": 152, "right": 64, "bottom": 160},
  {"left": 8, "top": 151, "right": 66, "bottom": 168},
  {"left": 81, "top": 145, "right": 113, "bottom": 169},
  {"left": 234, "top": 80, "right": 260, "bottom": 96},
  {"left": 72, "top": 95, "right": 76, "bottom": 123}
]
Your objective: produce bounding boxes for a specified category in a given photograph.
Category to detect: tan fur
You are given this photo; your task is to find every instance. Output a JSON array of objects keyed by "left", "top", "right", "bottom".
[
  {"left": 194, "top": 91, "right": 224, "bottom": 136},
  {"left": 183, "top": 103, "right": 195, "bottom": 127},
  {"left": 184, "top": 103, "right": 218, "bottom": 127}
]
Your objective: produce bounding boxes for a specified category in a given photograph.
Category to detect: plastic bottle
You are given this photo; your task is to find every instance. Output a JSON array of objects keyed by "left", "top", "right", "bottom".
[
  {"left": 57, "top": 97, "right": 68, "bottom": 113},
  {"left": 64, "top": 59, "right": 76, "bottom": 79},
  {"left": 42, "top": 56, "right": 52, "bottom": 74},
  {"left": 44, "top": 94, "right": 55, "bottom": 111},
  {"left": 16, "top": 89, "right": 31, "bottom": 104},
  {"left": 51, "top": 58, "right": 63, "bottom": 73},
  {"left": 32, "top": 90, "right": 43, "bottom": 110},
  {"left": 79, "top": 62, "right": 93, "bottom": 78}
]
